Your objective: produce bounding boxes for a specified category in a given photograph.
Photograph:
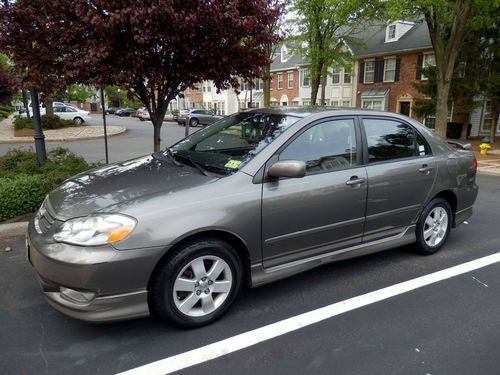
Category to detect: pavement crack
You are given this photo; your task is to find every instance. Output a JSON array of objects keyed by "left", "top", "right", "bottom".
[
  {"left": 39, "top": 318, "right": 49, "bottom": 373},
  {"left": 471, "top": 275, "right": 489, "bottom": 288}
]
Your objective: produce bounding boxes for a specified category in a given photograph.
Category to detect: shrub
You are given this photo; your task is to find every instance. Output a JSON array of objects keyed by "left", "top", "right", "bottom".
[
  {"left": 0, "top": 148, "right": 97, "bottom": 221},
  {"left": 13, "top": 116, "right": 34, "bottom": 130},
  {"left": 13, "top": 114, "right": 77, "bottom": 130},
  {"left": 0, "top": 175, "right": 49, "bottom": 221},
  {"left": 0, "top": 109, "right": 10, "bottom": 118}
]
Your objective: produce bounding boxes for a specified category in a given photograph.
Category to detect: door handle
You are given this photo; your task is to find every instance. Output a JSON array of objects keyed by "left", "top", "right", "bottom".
[
  {"left": 418, "top": 164, "right": 433, "bottom": 174},
  {"left": 345, "top": 176, "right": 366, "bottom": 186}
]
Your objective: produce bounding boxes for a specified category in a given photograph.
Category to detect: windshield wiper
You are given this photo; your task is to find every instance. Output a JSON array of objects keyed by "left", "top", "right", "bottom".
[
  {"left": 165, "top": 149, "right": 184, "bottom": 167},
  {"left": 174, "top": 153, "right": 210, "bottom": 176}
]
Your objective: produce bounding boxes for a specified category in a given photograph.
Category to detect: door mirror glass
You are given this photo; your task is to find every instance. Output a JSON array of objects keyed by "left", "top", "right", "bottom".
[{"left": 268, "top": 160, "right": 306, "bottom": 179}]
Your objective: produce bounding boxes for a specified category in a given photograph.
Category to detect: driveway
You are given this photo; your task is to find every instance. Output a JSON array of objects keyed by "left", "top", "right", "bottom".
[{"left": 0, "top": 174, "right": 499, "bottom": 375}]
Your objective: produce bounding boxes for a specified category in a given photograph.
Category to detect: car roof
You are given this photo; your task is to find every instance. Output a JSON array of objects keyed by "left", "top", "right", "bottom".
[{"left": 241, "top": 106, "right": 414, "bottom": 118}]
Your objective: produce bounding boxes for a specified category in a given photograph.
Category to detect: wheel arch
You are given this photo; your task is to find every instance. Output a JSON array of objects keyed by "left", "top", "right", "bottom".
[{"left": 429, "top": 190, "right": 458, "bottom": 226}]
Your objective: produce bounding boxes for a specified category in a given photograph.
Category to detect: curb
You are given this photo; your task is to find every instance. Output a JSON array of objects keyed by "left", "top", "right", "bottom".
[
  {"left": 0, "top": 222, "right": 28, "bottom": 239},
  {"left": 0, "top": 127, "right": 127, "bottom": 144}
]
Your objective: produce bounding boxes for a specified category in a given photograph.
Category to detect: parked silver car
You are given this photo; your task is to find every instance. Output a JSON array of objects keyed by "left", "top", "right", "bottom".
[
  {"left": 176, "top": 108, "right": 223, "bottom": 127},
  {"left": 27, "top": 108, "right": 478, "bottom": 327}
]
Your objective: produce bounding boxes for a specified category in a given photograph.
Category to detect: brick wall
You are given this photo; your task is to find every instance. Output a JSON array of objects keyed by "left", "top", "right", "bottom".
[
  {"left": 270, "top": 69, "right": 300, "bottom": 105},
  {"left": 356, "top": 50, "right": 432, "bottom": 122}
]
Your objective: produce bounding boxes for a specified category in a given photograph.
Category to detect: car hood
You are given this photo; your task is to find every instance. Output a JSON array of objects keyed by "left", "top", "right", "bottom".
[{"left": 47, "top": 154, "right": 217, "bottom": 220}]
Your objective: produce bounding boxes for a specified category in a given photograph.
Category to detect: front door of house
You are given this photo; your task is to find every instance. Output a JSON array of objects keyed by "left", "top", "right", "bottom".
[{"left": 399, "top": 101, "right": 411, "bottom": 116}]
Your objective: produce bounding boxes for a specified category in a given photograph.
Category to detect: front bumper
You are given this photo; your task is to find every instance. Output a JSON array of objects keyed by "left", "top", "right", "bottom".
[{"left": 27, "top": 220, "right": 167, "bottom": 322}]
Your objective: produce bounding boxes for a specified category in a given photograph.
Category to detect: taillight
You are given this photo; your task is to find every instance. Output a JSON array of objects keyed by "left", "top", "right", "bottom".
[{"left": 472, "top": 158, "right": 477, "bottom": 171}]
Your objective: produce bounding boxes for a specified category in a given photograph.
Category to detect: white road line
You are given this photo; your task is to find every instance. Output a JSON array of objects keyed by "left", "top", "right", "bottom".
[{"left": 117, "top": 252, "right": 500, "bottom": 375}]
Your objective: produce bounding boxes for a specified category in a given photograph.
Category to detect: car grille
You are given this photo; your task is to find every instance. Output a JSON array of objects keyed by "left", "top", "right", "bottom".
[{"left": 35, "top": 203, "right": 57, "bottom": 234}]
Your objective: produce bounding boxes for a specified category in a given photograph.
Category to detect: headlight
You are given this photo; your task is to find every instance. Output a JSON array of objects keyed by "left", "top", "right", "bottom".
[{"left": 53, "top": 214, "right": 136, "bottom": 246}]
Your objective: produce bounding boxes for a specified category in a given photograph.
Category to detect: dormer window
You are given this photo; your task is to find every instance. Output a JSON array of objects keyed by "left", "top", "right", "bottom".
[
  {"left": 388, "top": 25, "right": 396, "bottom": 40},
  {"left": 385, "top": 21, "right": 414, "bottom": 43}
]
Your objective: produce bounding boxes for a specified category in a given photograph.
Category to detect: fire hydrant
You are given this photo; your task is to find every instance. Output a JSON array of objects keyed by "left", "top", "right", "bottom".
[{"left": 479, "top": 143, "right": 491, "bottom": 155}]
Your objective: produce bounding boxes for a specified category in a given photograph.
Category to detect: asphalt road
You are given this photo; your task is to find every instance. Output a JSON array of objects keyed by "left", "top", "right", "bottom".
[
  {"left": 0, "top": 174, "right": 499, "bottom": 375},
  {"left": 0, "top": 115, "right": 199, "bottom": 163}
]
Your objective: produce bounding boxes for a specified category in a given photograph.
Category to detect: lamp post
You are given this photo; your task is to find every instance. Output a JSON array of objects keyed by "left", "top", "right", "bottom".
[{"left": 30, "top": 88, "right": 46, "bottom": 165}]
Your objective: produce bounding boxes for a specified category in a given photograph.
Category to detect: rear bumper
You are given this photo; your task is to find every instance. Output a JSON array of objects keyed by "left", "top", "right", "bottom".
[
  {"left": 27, "top": 221, "right": 166, "bottom": 322},
  {"left": 454, "top": 206, "right": 473, "bottom": 227}
]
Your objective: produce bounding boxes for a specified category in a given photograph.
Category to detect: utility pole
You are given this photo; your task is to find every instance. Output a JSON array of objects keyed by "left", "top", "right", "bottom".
[
  {"left": 100, "top": 88, "right": 109, "bottom": 164},
  {"left": 30, "top": 88, "right": 46, "bottom": 165}
]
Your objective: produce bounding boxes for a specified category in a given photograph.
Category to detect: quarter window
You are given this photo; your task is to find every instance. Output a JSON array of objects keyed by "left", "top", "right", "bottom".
[
  {"left": 363, "top": 118, "right": 430, "bottom": 163},
  {"left": 280, "top": 119, "right": 357, "bottom": 174}
]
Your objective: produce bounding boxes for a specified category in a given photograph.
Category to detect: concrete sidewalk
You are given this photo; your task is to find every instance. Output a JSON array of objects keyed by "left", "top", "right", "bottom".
[
  {"left": 477, "top": 159, "right": 500, "bottom": 176},
  {"left": 0, "top": 115, "right": 126, "bottom": 144}
]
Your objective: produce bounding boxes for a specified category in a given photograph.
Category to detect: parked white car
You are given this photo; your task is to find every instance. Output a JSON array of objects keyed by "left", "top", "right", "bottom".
[
  {"left": 53, "top": 105, "right": 91, "bottom": 125},
  {"left": 20, "top": 105, "right": 91, "bottom": 125}
]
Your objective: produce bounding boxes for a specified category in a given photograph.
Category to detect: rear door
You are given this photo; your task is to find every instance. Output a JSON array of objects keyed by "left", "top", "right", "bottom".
[
  {"left": 262, "top": 117, "right": 367, "bottom": 268},
  {"left": 360, "top": 116, "right": 436, "bottom": 242}
]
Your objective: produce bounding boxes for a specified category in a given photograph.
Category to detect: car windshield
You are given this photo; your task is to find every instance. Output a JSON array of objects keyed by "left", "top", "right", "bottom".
[{"left": 166, "top": 112, "right": 300, "bottom": 175}]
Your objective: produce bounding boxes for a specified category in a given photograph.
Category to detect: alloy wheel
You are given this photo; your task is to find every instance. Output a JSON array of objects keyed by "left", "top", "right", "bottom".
[
  {"left": 172, "top": 255, "right": 232, "bottom": 317},
  {"left": 423, "top": 206, "right": 448, "bottom": 247}
]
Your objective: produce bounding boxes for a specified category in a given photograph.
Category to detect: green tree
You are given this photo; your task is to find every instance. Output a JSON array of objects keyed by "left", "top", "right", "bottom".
[
  {"left": 386, "top": 0, "right": 500, "bottom": 138},
  {"left": 290, "top": 0, "right": 379, "bottom": 106},
  {"left": 57, "top": 85, "right": 96, "bottom": 103}
]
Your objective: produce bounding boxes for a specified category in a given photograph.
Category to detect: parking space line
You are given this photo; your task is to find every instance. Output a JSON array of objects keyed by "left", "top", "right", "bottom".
[{"left": 117, "top": 252, "right": 500, "bottom": 375}]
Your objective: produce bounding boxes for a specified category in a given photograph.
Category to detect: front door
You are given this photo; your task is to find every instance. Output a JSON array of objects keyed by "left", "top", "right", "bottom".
[
  {"left": 360, "top": 117, "right": 437, "bottom": 241},
  {"left": 399, "top": 101, "right": 411, "bottom": 116},
  {"left": 262, "top": 117, "right": 367, "bottom": 268}
]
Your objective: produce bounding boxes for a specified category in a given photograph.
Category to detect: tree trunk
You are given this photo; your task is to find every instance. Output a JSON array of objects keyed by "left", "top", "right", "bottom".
[
  {"left": 45, "top": 97, "right": 54, "bottom": 116},
  {"left": 320, "top": 70, "right": 327, "bottom": 106},
  {"left": 263, "top": 63, "right": 271, "bottom": 107},
  {"left": 434, "top": 79, "right": 451, "bottom": 138},
  {"left": 310, "top": 75, "right": 320, "bottom": 106},
  {"left": 152, "top": 120, "right": 162, "bottom": 152}
]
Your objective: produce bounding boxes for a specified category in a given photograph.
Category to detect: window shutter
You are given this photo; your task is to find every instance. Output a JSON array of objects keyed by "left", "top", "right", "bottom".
[
  {"left": 375, "top": 60, "right": 384, "bottom": 82},
  {"left": 395, "top": 58, "right": 401, "bottom": 81},
  {"left": 416, "top": 55, "right": 423, "bottom": 80},
  {"left": 359, "top": 62, "right": 365, "bottom": 83}
]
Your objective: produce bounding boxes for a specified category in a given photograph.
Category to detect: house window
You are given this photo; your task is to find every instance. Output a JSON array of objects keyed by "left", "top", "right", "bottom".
[
  {"left": 288, "top": 72, "right": 294, "bottom": 88},
  {"left": 343, "top": 69, "right": 351, "bottom": 84},
  {"left": 342, "top": 100, "right": 351, "bottom": 107},
  {"left": 332, "top": 100, "right": 339, "bottom": 106},
  {"left": 384, "top": 58, "right": 396, "bottom": 82},
  {"left": 388, "top": 24, "right": 396, "bottom": 39},
  {"left": 270, "top": 75, "right": 273, "bottom": 90},
  {"left": 292, "top": 100, "right": 299, "bottom": 106},
  {"left": 302, "top": 100, "right": 310, "bottom": 106},
  {"left": 421, "top": 54, "right": 436, "bottom": 80},
  {"left": 277, "top": 73, "right": 283, "bottom": 89},
  {"left": 364, "top": 61, "right": 375, "bottom": 83},
  {"left": 331, "top": 65, "right": 340, "bottom": 84},
  {"left": 362, "top": 98, "right": 384, "bottom": 110},
  {"left": 481, "top": 101, "right": 494, "bottom": 132},
  {"left": 300, "top": 68, "right": 311, "bottom": 87},
  {"left": 424, "top": 105, "right": 453, "bottom": 129}
]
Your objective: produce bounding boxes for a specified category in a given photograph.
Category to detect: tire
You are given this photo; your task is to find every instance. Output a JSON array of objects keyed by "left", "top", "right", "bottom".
[
  {"left": 139, "top": 117, "right": 145, "bottom": 121},
  {"left": 74, "top": 117, "right": 84, "bottom": 125},
  {"left": 415, "top": 197, "right": 452, "bottom": 255},
  {"left": 189, "top": 118, "right": 199, "bottom": 127},
  {"left": 150, "top": 238, "right": 243, "bottom": 328}
]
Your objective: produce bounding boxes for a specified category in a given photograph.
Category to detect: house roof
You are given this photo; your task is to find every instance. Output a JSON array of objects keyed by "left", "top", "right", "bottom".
[
  {"left": 349, "top": 21, "right": 433, "bottom": 58},
  {"left": 270, "top": 53, "right": 307, "bottom": 72}
]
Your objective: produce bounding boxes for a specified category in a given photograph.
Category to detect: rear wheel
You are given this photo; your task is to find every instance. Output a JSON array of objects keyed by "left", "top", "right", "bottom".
[
  {"left": 415, "top": 198, "right": 452, "bottom": 255},
  {"left": 150, "top": 238, "right": 243, "bottom": 328}
]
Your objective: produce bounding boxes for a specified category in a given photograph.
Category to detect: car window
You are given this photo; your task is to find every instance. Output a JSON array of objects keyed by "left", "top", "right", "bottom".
[
  {"left": 279, "top": 118, "right": 357, "bottom": 174},
  {"left": 53, "top": 107, "right": 64, "bottom": 113},
  {"left": 65, "top": 107, "right": 77, "bottom": 112},
  {"left": 362, "top": 118, "right": 429, "bottom": 163}
]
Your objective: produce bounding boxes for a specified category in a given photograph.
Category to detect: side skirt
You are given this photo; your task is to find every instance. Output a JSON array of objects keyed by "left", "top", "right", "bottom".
[{"left": 250, "top": 225, "right": 416, "bottom": 288}]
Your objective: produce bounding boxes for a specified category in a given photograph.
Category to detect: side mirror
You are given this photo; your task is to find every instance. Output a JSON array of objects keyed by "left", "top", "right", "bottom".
[{"left": 268, "top": 160, "right": 306, "bottom": 179}]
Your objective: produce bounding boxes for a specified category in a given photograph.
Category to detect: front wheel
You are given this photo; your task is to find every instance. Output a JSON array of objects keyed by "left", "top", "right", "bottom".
[
  {"left": 74, "top": 117, "right": 84, "bottom": 125},
  {"left": 149, "top": 238, "right": 243, "bottom": 328},
  {"left": 415, "top": 198, "right": 452, "bottom": 255},
  {"left": 189, "top": 118, "right": 199, "bottom": 127}
]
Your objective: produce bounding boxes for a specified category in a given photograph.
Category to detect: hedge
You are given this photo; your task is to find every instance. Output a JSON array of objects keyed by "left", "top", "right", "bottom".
[
  {"left": 13, "top": 114, "right": 77, "bottom": 130},
  {"left": 0, "top": 175, "right": 49, "bottom": 221},
  {"left": 0, "top": 148, "right": 97, "bottom": 221}
]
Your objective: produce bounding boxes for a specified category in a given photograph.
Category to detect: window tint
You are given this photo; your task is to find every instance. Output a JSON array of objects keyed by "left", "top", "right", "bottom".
[
  {"left": 363, "top": 118, "right": 429, "bottom": 163},
  {"left": 53, "top": 107, "right": 64, "bottom": 113},
  {"left": 280, "top": 119, "right": 357, "bottom": 174}
]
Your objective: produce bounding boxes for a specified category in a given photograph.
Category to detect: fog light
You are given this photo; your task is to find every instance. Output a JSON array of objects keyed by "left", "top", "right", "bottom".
[{"left": 60, "top": 287, "right": 95, "bottom": 303}]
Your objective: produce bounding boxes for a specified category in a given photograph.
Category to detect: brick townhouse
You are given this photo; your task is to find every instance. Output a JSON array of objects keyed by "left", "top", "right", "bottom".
[{"left": 351, "top": 20, "right": 498, "bottom": 137}]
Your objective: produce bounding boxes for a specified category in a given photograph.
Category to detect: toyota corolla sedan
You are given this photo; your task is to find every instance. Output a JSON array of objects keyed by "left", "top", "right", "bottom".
[{"left": 27, "top": 107, "right": 478, "bottom": 327}]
